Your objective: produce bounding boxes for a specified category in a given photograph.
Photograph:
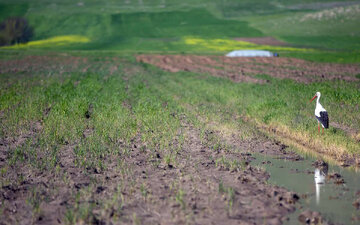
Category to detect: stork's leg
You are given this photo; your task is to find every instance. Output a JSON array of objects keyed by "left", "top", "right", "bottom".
[{"left": 318, "top": 122, "right": 320, "bottom": 134}]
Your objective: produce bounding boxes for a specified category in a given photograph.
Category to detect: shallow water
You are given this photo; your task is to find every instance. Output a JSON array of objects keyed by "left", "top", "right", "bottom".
[{"left": 251, "top": 152, "right": 360, "bottom": 224}]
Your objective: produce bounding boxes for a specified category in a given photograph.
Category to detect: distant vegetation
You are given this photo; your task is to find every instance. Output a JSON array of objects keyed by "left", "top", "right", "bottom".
[
  {"left": 0, "top": 17, "right": 33, "bottom": 46},
  {"left": 0, "top": 0, "right": 359, "bottom": 62}
]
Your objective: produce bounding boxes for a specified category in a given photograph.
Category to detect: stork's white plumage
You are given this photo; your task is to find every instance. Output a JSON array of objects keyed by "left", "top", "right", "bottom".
[
  {"left": 310, "top": 92, "right": 329, "bottom": 133},
  {"left": 314, "top": 168, "right": 326, "bottom": 205}
]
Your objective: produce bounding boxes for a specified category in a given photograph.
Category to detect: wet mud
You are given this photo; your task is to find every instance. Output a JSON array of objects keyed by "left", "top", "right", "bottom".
[{"left": 253, "top": 152, "right": 360, "bottom": 225}]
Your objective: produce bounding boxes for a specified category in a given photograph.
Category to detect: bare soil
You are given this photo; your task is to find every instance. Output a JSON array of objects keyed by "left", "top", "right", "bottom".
[
  {"left": 0, "top": 115, "right": 302, "bottom": 225},
  {"left": 136, "top": 54, "right": 360, "bottom": 83},
  {"left": 0, "top": 55, "right": 123, "bottom": 77}
]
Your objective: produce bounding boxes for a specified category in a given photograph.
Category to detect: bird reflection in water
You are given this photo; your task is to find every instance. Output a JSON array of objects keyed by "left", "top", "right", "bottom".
[{"left": 314, "top": 164, "right": 328, "bottom": 205}]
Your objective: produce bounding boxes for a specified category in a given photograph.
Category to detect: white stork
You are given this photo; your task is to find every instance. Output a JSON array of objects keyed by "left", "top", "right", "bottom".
[{"left": 310, "top": 92, "right": 329, "bottom": 133}]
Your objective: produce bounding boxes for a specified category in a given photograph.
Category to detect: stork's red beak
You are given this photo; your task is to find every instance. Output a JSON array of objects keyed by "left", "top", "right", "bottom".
[{"left": 310, "top": 95, "right": 317, "bottom": 102}]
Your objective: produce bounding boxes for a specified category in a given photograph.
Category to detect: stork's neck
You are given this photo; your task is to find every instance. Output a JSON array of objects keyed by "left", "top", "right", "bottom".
[{"left": 316, "top": 94, "right": 321, "bottom": 105}]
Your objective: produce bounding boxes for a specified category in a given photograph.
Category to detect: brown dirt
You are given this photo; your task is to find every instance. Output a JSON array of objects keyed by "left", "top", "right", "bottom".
[
  {"left": 0, "top": 55, "right": 85, "bottom": 75},
  {"left": 234, "top": 37, "right": 289, "bottom": 46},
  {"left": 0, "top": 121, "right": 42, "bottom": 169},
  {"left": 115, "top": 118, "right": 300, "bottom": 225},
  {"left": 0, "top": 55, "right": 126, "bottom": 77},
  {"left": 0, "top": 117, "right": 301, "bottom": 225},
  {"left": 136, "top": 54, "right": 360, "bottom": 83}
]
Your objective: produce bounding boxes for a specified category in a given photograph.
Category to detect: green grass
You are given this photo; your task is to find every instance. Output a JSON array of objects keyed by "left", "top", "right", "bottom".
[
  {"left": 282, "top": 50, "right": 360, "bottom": 63},
  {"left": 5, "top": 53, "right": 356, "bottom": 161},
  {"left": 0, "top": 1, "right": 359, "bottom": 160},
  {"left": 23, "top": 9, "right": 262, "bottom": 51},
  {"left": 0, "top": 55, "right": 183, "bottom": 172},
  {"left": 245, "top": 4, "right": 360, "bottom": 51},
  {"left": 142, "top": 63, "right": 359, "bottom": 155},
  {"left": 0, "top": 52, "right": 359, "bottom": 223},
  {"left": 1, "top": 0, "right": 359, "bottom": 62}
]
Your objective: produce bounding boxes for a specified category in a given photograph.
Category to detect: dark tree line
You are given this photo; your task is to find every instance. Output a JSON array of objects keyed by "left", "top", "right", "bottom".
[{"left": 0, "top": 17, "right": 33, "bottom": 46}]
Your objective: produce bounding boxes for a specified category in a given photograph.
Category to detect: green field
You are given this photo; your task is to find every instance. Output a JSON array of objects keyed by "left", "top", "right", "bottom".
[
  {"left": 1, "top": 0, "right": 360, "bottom": 62},
  {"left": 1, "top": 0, "right": 360, "bottom": 224}
]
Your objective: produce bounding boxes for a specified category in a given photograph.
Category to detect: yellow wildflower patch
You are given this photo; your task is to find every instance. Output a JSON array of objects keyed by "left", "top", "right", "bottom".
[
  {"left": 184, "top": 37, "right": 312, "bottom": 52},
  {"left": 2, "top": 35, "right": 90, "bottom": 49}
]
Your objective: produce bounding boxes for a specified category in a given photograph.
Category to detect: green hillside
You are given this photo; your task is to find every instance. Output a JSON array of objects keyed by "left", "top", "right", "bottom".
[{"left": 0, "top": 0, "right": 360, "bottom": 62}]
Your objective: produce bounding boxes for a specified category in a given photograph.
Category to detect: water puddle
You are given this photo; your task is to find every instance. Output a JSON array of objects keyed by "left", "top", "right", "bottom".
[{"left": 251, "top": 152, "right": 360, "bottom": 224}]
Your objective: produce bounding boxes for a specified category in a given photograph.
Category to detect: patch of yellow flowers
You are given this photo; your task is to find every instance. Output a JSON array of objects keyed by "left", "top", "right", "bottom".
[
  {"left": 184, "top": 37, "right": 312, "bottom": 52},
  {"left": 2, "top": 35, "right": 90, "bottom": 49}
]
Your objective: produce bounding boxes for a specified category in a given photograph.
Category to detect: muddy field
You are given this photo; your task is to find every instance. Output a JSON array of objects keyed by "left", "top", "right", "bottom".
[
  {"left": 0, "top": 115, "right": 303, "bottom": 225},
  {"left": 136, "top": 54, "right": 360, "bottom": 83},
  {"left": 1, "top": 54, "right": 358, "bottom": 225},
  {"left": 0, "top": 55, "right": 303, "bottom": 225}
]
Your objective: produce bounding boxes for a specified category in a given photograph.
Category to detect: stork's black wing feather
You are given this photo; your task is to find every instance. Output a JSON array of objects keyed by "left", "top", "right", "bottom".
[{"left": 316, "top": 111, "right": 329, "bottom": 129}]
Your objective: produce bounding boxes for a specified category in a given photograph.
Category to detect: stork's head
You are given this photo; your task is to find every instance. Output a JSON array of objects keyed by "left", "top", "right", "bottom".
[{"left": 310, "top": 92, "right": 321, "bottom": 102}]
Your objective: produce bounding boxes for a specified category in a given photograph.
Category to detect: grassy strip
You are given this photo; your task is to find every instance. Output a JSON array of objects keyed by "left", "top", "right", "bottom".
[
  {"left": 1, "top": 54, "right": 359, "bottom": 168},
  {"left": 135, "top": 61, "right": 360, "bottom": 162},
  {"left": 0, "top": 55, "right": 185, "bottom": 170}
]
